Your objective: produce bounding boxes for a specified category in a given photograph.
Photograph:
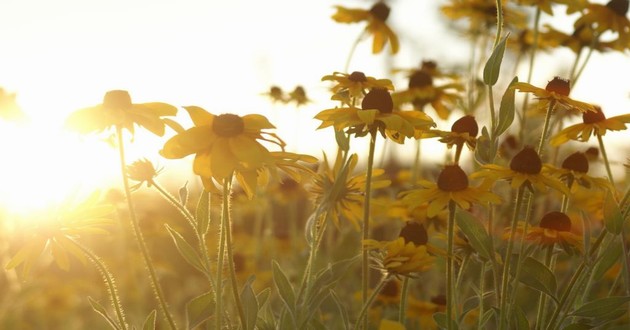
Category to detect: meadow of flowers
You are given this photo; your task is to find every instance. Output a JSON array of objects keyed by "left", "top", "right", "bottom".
[{"left": 1, "top": 0, "right": 630, "bottom": 329}]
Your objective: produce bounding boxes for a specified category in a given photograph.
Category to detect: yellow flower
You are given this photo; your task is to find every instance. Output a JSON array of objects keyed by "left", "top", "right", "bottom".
[
  {"left": 540, "top": 24, "right": 617, "bottom": 54},
  {"left": 471, "top": 146, "right": 569, "bottom": 194},
  {"left": 261, "top": 85, "right": 287, "bottom": 104},
  {"left": 321, "top": 71, "right": 394, "bottom": 106},
  {"left": 401, "top": 165, "right": 501, "bottom": 218},
  {"left": 331, "top": 1, "right": 400, "bottom": 54},
  {"left": 512, "top": 77, "right": 596, "bottom": 114},
  {"left": 542, "top": 151, "right": 612, "bottom": 192},
  {"left": 363, "top": 237, "right": 435, "bottom": 277},
  {"left": 550, "top": 106, "right": 630, "bottom": 145},
  {"left": 504, "top": 211, "right": 583, "bottom": 254},
  {"left": 392, "top": 69, "right": 464, "bottom": 120},
  {"left": 574, "top": 0, "right": 630, "bottom": 49},
  {"left": 315, "top": 88, "right": 436, "bottom": 143},
  {"left": 422, "top": 115, "right": 479, "bottom": 163},
  {"left": 6, "top": 191, "right": 115, "bottom": 276},
  {"left": 64, "top": 90, "right": 181, "bottom": 137},
  {"left": 441, "top": 0, "right": 527, "bottom": 33},
  {"left": 127, "top": 158, "right": 162, "bottom": 190},
  {"left": 308, "top": 151, "right": 390, "bottom": 230},
  {"left": 287, "top": 86, "right": 311, "bottom": 107},
  {"left": 405, "top": 295, "right": 446, "bottom": 330}
]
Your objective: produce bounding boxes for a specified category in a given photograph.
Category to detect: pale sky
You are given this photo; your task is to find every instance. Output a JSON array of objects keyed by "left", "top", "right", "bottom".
[{"left": 0, "top": 0, "right": 628, "bottom": 214}]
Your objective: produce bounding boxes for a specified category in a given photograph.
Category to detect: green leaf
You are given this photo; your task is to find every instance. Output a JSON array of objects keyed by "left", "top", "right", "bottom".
[
  {"left": 141, "top": 310, "right": 157, "bottom": 330},
  {"left": 272, "top": 260, "right": 296, "bottom": 324},
  {"left": 240, "top": 275, "right": 259, "bottom": 330},
  {"left": 257, "top": 287, "right": 271, "bottom": 307},
  {"left": 604, "top": 192, "right": 623, "bottom": 235},
  {"left": 483, "top": 34, "right": 509, "bottom": 86},
  {"left": 165, "top": 224, "right": 206, "bottom": 273},
  {"left": 513, "top": 304, "right": 529, "bottom": 330},
  {"left": 562, "top": 322, "right": 594, "bottom": 330},
  {"left": 87, "top": 296, "right": 121, "bottom": 330},
  {"left": 456, "top": 210, "right": 493, "bottom": 260},
  {"left": 474, "top": 126, "right": 497, "bottom": 165},
  {"left": 433, "top": 312, "right": 458, "bottom": 330},
  {"left": 510, "top": 256, "right": 558, "bottom": 302},
  {"left": 195, "top": 190, "right": 210, "bottom": 236},
  {"left": 328, "top": 290, "right": 350, "bottom": 330},
  {"left": 185, "top": 291, "right": 215, "bottom": 329},
  {"left": 571, "top": 296, "right": 630, "bottom": 318},
  {"left": 334, "top": 129, "right": 350, "bottom": 152},
  {"left": 178, "top": 181, "right": 188, "bottom": 206},
  {"left": 591, "top": 240, "right": 622, "bottom": 282},
  {"left": 494, "top": 77, "right": 517, "bottom": 137}
]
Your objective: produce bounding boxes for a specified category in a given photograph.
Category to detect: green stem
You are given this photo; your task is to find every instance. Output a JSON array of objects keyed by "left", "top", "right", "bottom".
[
  {"left": 478, "top": 260, "right": 486, "bottom": 330},
  {"left": 446, "top": 200, "right": 457, "bottom": 329},
  {"left": 215, "top": 178, "right": 229, "bottom": 330},
  {"left": 537, "top": 99, "right": 557, "bottom": 156},
  {"left": 222, "top": 176, "right": 247, "bottom": 328},
  {"left": 69, "top": 238, "right": 127, "bottom": 330},
  {"left": 411, "top": 139, "right": 422, "bottom": 183},
  {"left": 498, "top": 185, "right": 525, "bottom": 330},
  {"left": 361, "top": 130, "right": 378, "bottom": 329},
  {"left": 486, "top": 204, "right": 502, "bottom": 306},
  {"left": 398, "top": 277, "right": 410, "bottom": 324},
  {"left": 596, "top": 133, "right": 615, "bottom": 185},
  {"left": 344, "top": 30, "right": 367, "bottom": 73},
  {"left": 116, "top": 127, "right": 177, "bottom": 330},
  {"left": 354, "top": 275, "right": 390, "bottom": 330},
  {"left": 535, "top": 245, "right": 554, "bottom": 330},
  {"left": 518, "top": 7, "right": 541, "bottom": 144},
  {"left": 493, "top": 0, "right": 504, "bottom": 49},
  {"left": 488, "top": 86, "right": 496, "bottom": 139}
]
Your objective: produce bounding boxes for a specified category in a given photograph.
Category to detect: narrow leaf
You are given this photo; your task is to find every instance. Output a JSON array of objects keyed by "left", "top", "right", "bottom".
[
  {"left": 88, "top": 297, "right": 121, "bottom": 330},
  {"left": 141, "top": 310, "right": 157, "bottom": 330},
  {"left": 510, "top": 256, "right": 558, "bottom": 302},
  {"left": 591, "top": 240, "right": 622, "bottom": 281},
  {"left": 483, "top": 34, "right": 509, "bottom": 86},
  {"left": 513, "top": 304, "right": 529, "bottom": 330},
  {"left": 604, "top": 192, "right": 623, "bottom": 235},
  {"left": 272, "top": 260, "right": 296, "bottom": 322},
  {"left": 185, "top": 291, "right": 215, "bottom": 329},
  {"left": 195, "top": 190, "right": 210, "bottom": 236},
  {"left": 257, "top": 287, "right": 271, "bottom": 307},
  {"left": 494, "top": 77, "right": 517, "bottom": 137},
  {"left": 433, "top": 312, "right": 458, "bottom": 330},
  {"left": 456, "top": 210, "right": 493, "bottom": 260},
  {"left": 474, "top": 126, "right": 497, "bottom": 165},
  {"left": 165, "top": 224, "right": 206, "bottom": 273},
  {"left": 571, "top": 296, "right": 630, "bottom": 318},
  {"left": 329, "top": 290, "right": 350, "bottom": 330},
  {"left": 334, "top": 129, "right": 349, "bottom": 152},
  {"left": 240, "top": 275, "right": 259, "bottom": 330},
  {"left": 178, "top": 181, "right": 188, "bottom": 205}
]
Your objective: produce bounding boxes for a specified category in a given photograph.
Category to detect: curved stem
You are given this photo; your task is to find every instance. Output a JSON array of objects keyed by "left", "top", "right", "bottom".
[
  {"left": 223, "top": 176, "right": 247, "bottom": 328},
  {"left": 69, "top": 238, "right": 127, "bottom": 330},
  {"left": 596, "top": 133, "right": 614, "bottom": 185},
  {"left": 354, "top": 275, "right": 389, "bottom": 330},
  {"left": 344, "top": 30, "right": 367, "bottom": 73},
  {"left": 446, "top": 200, "right": 457, "bottom": 329},
  {"left": 537, "top": 99, "right": 557, "bottom": 156},
  {"left": 361, "top": 130, "right": 378, "bottom": 329},
  {"left": 116, "top": 127, "right": 177, "bottom": 330}
]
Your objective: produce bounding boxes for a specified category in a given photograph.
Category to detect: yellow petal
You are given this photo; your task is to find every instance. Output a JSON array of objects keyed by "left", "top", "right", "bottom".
[
  {"left": 161, "top": 126, "right": 215, "bottom": 159},
  {"left": 356, "top": 109, "right": 378, "bottom": 125},
  {"left": 183, "top": 106, "right": 214, "bottom": 126}
]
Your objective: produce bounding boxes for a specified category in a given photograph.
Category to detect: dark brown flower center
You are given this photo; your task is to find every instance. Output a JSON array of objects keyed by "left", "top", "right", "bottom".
[
  {"left": 103, "top": 90, "right": 132, "bottom": 110},
  {"left": 585, "top": 147, "right": 599, "bottom": 159},
  {"left": 408, "top": 70, "right": 433, "bottom": 89},
  {"left": 607, "top": 0, "right": 629, "bottom": 16},
  {"left": 437, "top": 165, "right": 469, "bottom": 191},
  {"left": 362, "top": 88, "right": 393, "bottom": 113},
  {"left": 212, "top": 113, "right": 245, "bottom": 137},
  {"left": 431, "top": 294, "right": 447, "bottom": 306},
  {"left": 399, "top": 222, "right": 428, "bottom": 246},
  {"left": 582, "top": 106, "right": 606, "bottom": 124},
  {"left": 421, "top": 60, "right": 437, "bottom": 72},
  {"left": 545, "top": 77, "right": 570, "bottom": 96},
  {"left": 562, "top": 152, "right": 589, "bottom": 173},
  {"left": 380, "top": 280, "right": 400, "bottom": 298},
  {"left": 539, "top": 211, "right": 571, "bottom": 232},
  {"left": 369, "top": 2, "right": 391, "bottom": 21},
  {"left": 451, "top": 115, "right": 479, "bottom": 136},
  {"left": 510, "top": 146, "right": 542, "bottom": 174},
  {"left": 348, "top": 71, "right": 367, "bottom": 82}
]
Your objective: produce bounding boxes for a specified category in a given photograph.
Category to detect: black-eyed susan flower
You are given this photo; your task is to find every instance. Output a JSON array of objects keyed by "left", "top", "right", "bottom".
[
  {"left": 441, "top": 0, "right": 527, "bottom": 34},
  {"left": 574, "top": 0, "right": 630, "bottom": 49},
  {"left": 422, "top": 115, "right": 479, "bottom": 163},
  {"left": 261, "top": 85, "right": 287, "bottom": 104},
  {"left": 127, "top": 158, "right": 162, "bottom": 190},
  {"left": 405, "top": 294, "right": 447, "bottom": 330},
  {"left": 471, "top": 146, "right": 569, "bottom": 194},
  {"left": 332, "top": 1, "right": 400, "bottom": 54},
  {"left": 505, "top": 211, "right": 583, "bottom": 254},
  {"left": 540, "top": 24, "right": 616, "bottom": 54},
  {"left": 363, "top": 236, "right": 435, "bottom": 278},
  {"left": 287, "top": 86, "right": 311, "bottom": 107},
  {"left": 550, "top": 106, "right": 630, "bottom": 145},
  {"left": 392, "top": 69, "right": 464, "bottom": 120},
  {"left": 512, "top": 77, "right": 596, "bottom": 114},
  {"left": 64, "top": 90, "right": 181, "bottom": 137},
  {"left": 315, "top": 88, "right": 436, "bottom": 143},
  {"left": 400, "top": 165, "right": 501, "bottom": 218},
  {"left": 321, "top": 71, "right": 394, "bottom": 106},
  {"left": 308, "top": 151, "right": 390, "bottom": 230},
  {"left": 6, "top": 191, "right": 115, "bottom": 276},
  {"left": 542, "top": 151, "right": 611, "bottom": 192}
]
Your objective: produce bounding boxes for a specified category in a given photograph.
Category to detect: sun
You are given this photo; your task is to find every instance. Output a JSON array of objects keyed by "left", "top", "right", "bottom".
[{"left": 0, "top": 120, "right": 120, "bottom": 219}]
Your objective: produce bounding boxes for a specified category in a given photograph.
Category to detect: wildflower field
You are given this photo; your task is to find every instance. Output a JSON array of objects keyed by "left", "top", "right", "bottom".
[{"left": 1, "top": 0, "right": 630, "bottom": 329}]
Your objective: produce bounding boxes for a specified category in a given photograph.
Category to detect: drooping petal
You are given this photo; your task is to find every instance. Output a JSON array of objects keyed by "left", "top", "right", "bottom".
[
  {"left": 183, "top": 106, "right": 214, "bottom": 126},
  {"left": 161, "top": 126, "right": 215, "bottom": 158}
]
